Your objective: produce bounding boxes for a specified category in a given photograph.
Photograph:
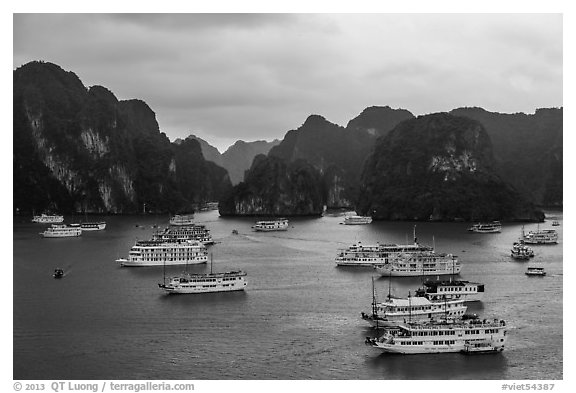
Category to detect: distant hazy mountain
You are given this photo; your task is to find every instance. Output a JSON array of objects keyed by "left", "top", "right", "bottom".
[
  {"left": 183, "top": 136, "right": 280, "bottom": 185},
  {"left": 222, "top": 139, "right": 280, "bottom": 184},
  {"left": 450, "top": 107, "right": 562, "bottom": 206},
  {"left": 357, "top": 113, "right": 544, "bottom": 221},
  {"left": 13, "top": 61, "right": 231, "bottom": 214}
]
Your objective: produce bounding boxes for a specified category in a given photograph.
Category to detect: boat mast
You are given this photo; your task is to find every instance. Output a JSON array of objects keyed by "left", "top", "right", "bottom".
[
  {"left": 413, "top": 225, "right": 417, "bottom": 244},
  {"left": 210, "top": 253, "right": 213, "bottom": 274},
  {"left": 163, "top": 258, "right": 166, "bottom": 286},
  {"left": 372, "top": 276, "right": 379, "bottom": 330},
  {"left": 408, "top": 290, "right": 412, "bottom": 324}
]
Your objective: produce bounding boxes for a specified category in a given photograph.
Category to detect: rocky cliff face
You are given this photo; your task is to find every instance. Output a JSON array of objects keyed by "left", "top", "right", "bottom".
[
  {"left": 13, "top": 61, "right": 230, "bottom": 214},
  {"left": 450, "top": 107, "right": 562, "bottom": 206},
  {"left": 357, "top": 113, "right": 544, "bottom": 221},
  {"left": 218, "top": 155, "right": 324, "bottom": 216},
  {"left": 269, "top": 114, "right": 377, "bottom": 208}
]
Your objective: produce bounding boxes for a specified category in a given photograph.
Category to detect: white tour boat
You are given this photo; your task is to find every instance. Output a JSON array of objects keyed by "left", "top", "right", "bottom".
[
  {"left": 80, "top": 222, "right": 107, "bottom": 231},
  {"left": 525, "top": 266, "right": 546, "bottom": 276},
  {"left": 335, "top": 227, "right": 433, "bottom": 267},
  {"left": 40, "top": 224, "right": 82, "bottom": 238},
  {"left": 342, "top": 215, "right": 373, "bottom": 225},
  {"left": 169, "top": 214, "right": 195, "bottom": 226},
  {"left": 510, "top": 241, "right": 534, "bottom": 260},
  {"left": 522, "top": 226, "right": 558, "bottom": 245},
  {"left": 361, "top": 295, "right": 467, "bottom": 328},
  {"left": 335, "top": 241, "right": 434, "bottom": 267},
  {"left": 252, "top": 218, "right": 289, "bottom": 231},
  {"left": 365, "top": 317, "right": 507, "bottom": 354},
  {"left": 467, "top": 221, "right": 502, "bottom": 233},
  {"left": 32, "top": 213, "right": 64, "bottom": 224},
  {"left": 415, "top": 279, "right": 485, "bottom": 302},
  {"left": 375, "top": 252, "right": 461, "bottom": 277},
  {"left": 152, "top": 225, "right": 214, "bottom": 245},
  {"left": 159, "top": 270, "right": 247, "bottom": 294},
  {"left": 116, "top": 240, "right": 208, "bottom": 267}
]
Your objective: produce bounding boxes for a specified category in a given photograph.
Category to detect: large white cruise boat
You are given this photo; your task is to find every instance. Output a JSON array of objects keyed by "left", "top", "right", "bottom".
[
  {"left": 522, "top": 227, "right": 558, "bottom": 245},
  {"left": 159, "top": 270, "right": 247, "bottom": 294},
  {"left": 152, "top": 225, "right": 214, "bottom": 245},
  {"left": 415, "top": 279, "right": 485, "bottom": 302},
  {"left": 40, "top": 224, "right": 82, "bottom": 238},
  {"left": 116, "top": 240, "right": 208, "bottom": 267},
  {"left": 253, "top": 218, "right": 289, "bottom": 231},
  {"left": 375, "top": 252, "right": 461, "bottom": 277},
  {"left": 365, "top": 317, "right": 507, "bottom": 354},
  {"left": 361, "top": 295, "right": 468, "bottom": 328},
  {"left": 342, "top": 215, "right": 372, "bottom": 225},
  {"left": 32, "top": 213, "right": 64, "bottom": 224},
  {"left": 335, "top": 228, "right": 433, "bottom": 267},
  {"left": 169, "top": 214, "right": 195, "bottom": 226},
  {"left": 467, "top": 221, "right": 502, "bottom": 233}
]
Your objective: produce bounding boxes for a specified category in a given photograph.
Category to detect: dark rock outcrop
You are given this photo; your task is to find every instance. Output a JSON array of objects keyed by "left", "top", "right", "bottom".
[
  {"left": 13, "top": 61, "right": 231, "bottom": 214},
  {"left": 346, "top": 105, "right": 415, "bottom": 137},
  {"left": 268, "top": 114, "right": 377, "bottom": 208},
  {"left": 450, "top": 107, "right": 562, "bottom": 206},
  {"left": 357, "top": 113, "right": 544, "bottom": 222},
  {"left": 218, "top": 155, "right": 324, "bottom": 216}
]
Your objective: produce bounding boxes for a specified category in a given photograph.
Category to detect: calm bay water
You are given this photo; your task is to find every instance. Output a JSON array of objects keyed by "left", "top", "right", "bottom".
[{"left": 13, "top": 211, "right": 563, "bottom": 379}]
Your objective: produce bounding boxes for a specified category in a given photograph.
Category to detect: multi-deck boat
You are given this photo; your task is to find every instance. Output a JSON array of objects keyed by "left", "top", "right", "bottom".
[
  {"left": 375, "top": 252, "right": 461, "bottom": 277},
  {"left": 252, "top": 218, "right": 289, "bottom": 231},
  {"left": 467, "top": 221, "right": 501, "bottom": 233},
  {"left": 522, "top": 226, "right": 558, "bottom": 245},
  {"left": 40, "top": 224, "right": 82, "bottom": 238},
  {"left": 116, "top": 240, "right": 208, "bottom": 267},
  {"left": 415, "top": 279, "right": 485, "bottom": 302},
  {"left": 152, "top": 225, "right": 214, "bottom": 245},
  {"left": 169, "top": 214, "right": 195, "bottom": 226},
  {"left": 342, "top": 215, "right": 373, "bottom": 225},
  {"left": 32, "top": 213, "right": 64, "bottom": 224},
  {"left": 525, "top": 266, "right": 546, "bottom": 276},
  {"left": 511, "top": 240, "right": 534, "bottom": 260},
  {"left": 365, "top": 317, "right": 507, "bottom": 354},
  {"left": 159, "top": 270, "right": 247, "bottom": 294},
  {"left": 361, "top": 295, "right": 468, "bottom": 328},
  {"left": 335, "top": 241, "right": 434, "bottom": 267},
  {"left": 80, "top": 222, "right": 107, "bottom": 231}
]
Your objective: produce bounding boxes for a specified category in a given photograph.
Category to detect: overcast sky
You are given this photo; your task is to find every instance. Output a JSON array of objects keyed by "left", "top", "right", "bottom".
[{"left": 13, "top": 13, "right": 563, "bottom": 152}]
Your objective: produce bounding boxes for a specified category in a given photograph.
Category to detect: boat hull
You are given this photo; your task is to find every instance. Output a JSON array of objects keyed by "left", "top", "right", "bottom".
[
  {"left": 41, "top": 231, "right": 82, "bottom": 238},
  {"left": 159, "top": 282, "right": 246, "bottom": 294},
  {"left": 80, "top": 223, "right": 106, "bottom": 231},
  {"left": 376, "top": 267, "right": 462, "bottom": 277},
  {"left": 117, "top": 259, "right": 207, "bottom": 267},
  {"left": 372, "top": 341, "right": 465, "bottom": 354}
]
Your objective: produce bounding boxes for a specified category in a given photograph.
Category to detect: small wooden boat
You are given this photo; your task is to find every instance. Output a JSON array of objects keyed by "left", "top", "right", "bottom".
[{"left": 53, "top": 268, "right": 64, "bottom": 279}]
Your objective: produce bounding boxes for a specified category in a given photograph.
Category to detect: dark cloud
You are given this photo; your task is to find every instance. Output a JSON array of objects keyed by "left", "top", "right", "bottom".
[{"left": 13, "top": 13, "right": 562, "bottom": 152}]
